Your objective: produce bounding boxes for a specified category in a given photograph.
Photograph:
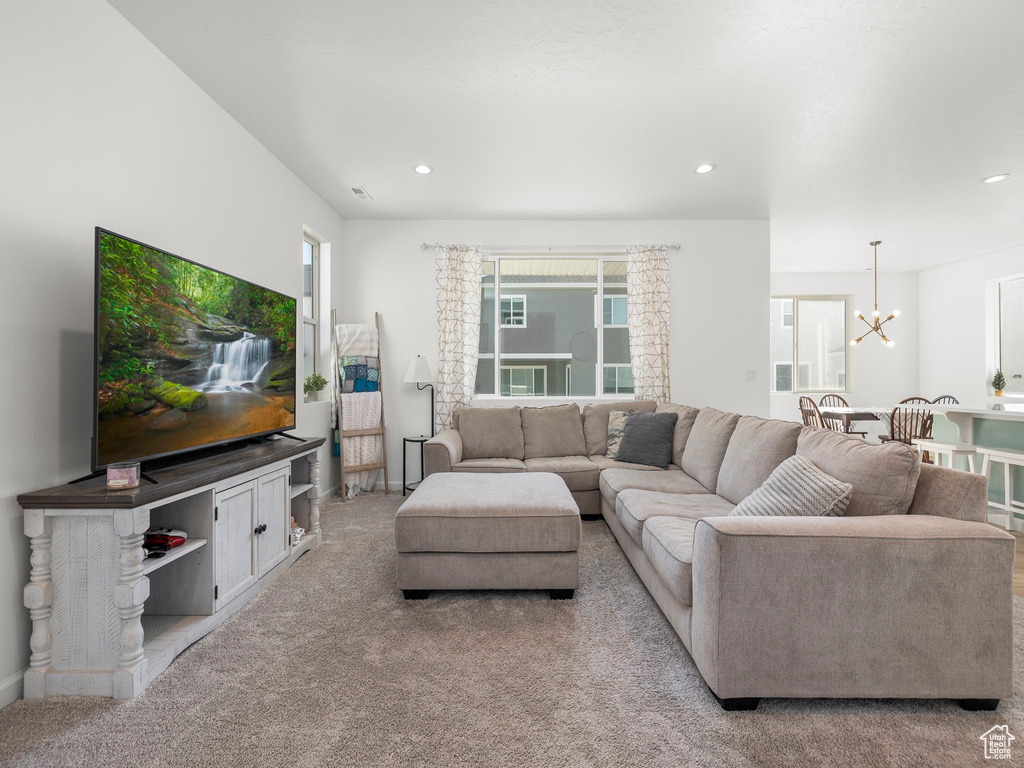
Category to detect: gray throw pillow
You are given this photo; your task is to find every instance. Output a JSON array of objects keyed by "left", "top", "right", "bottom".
[
  {"left": 729, "top": 455, "right": 853, "bottom": 518},
  {"left": 616, "top": 411, "right": 679, "bottom": 469}
]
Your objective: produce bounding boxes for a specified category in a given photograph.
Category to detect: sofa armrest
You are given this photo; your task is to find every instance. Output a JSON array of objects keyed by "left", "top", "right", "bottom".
[
  {"left": 424, "top": 429, "right": 463, "bottom": 476},
  {"left": 690, "top": 515, "right": 1014, "bottom": 700}
]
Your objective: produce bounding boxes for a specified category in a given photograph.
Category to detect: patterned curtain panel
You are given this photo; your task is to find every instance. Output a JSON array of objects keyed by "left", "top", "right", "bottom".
[
  {"left": 626, "top": 245, "right": 672, "bottom": 403},
  {"left": 435, "top": 245, "right": 483, "bottom": 430}
]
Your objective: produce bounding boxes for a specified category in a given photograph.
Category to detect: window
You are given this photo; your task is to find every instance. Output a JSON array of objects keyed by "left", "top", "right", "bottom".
[
  {"left": 500, "top": 366, "right": 546, "bottom": 396},
  {"left": 302, "top": 236, "right": 319, "bottom": 382},
  {"left": 601, "top": 296, "right": 628, "bottom": 327},
  {"left": 603, "top": 364, "right": 634, "bottom": 394},
  {"left": 781, "top": 299, "right": 794, "bottom": 328},
  {"left": 770, "top": 296, "right": 849, "bottom": 393},
  {"left": 500, "top": 295, "right": 527, "bottom": 327},
  {"left": 476, "top": 257, "right": 632, "bottom": 397},
  {"left": 998, "top": 275, "right": 1024, "bottom": 392}
]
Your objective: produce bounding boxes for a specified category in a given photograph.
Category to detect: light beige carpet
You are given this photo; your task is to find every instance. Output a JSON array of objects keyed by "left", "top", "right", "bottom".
[{"left": 0, "top": 492, "right": 1022, "bottom": 767}]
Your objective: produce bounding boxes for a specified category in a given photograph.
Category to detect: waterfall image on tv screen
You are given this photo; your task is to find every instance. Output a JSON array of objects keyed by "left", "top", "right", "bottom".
[{"left": 95, "top": 230, "right": 296, "bottom": 467}]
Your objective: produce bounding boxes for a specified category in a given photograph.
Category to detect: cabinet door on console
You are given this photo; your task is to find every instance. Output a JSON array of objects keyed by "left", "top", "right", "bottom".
[
  {"left": 214, "top": 480, "right": 258, "bottom": 610},
  {"left": 256, "top": 467, "right": 290, "bottom": 578}
]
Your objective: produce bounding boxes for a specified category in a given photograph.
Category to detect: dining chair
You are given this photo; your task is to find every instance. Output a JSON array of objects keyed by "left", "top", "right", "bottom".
[
  {"left": 881, "top": 397, "right": 934, "bottom": 446},
  {"left": 818, "top": 394, "right": 867, "bottom": 437},
  {"left": 799, "top": 396, "right": 826, "bottom": 429},
  {"left": 931, "top": 395, "right": 959, "bottom": 404}
]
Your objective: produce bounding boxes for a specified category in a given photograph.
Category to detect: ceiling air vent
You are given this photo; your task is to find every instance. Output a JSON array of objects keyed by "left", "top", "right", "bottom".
[{"left": 351, "top": 187, "right": 373, "bottom": 200}]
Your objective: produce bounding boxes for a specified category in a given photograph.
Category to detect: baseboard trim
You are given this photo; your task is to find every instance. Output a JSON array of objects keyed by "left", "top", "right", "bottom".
[{"left": 0, "top": 668, "right": 25, "bottom": 710}]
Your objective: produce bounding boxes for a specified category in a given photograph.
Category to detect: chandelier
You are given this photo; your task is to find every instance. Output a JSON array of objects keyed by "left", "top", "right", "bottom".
[{"left": 850, "top": 240, "right": 900, "bottom": 348}]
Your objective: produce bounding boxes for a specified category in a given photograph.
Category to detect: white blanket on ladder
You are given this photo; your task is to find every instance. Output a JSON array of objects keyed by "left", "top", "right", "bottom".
[
  {"left": 335, "top": 323, "right": 378, "bottom": 357},
  {"left": 341, "top": 392, "right": 382, "bottom": 498}
]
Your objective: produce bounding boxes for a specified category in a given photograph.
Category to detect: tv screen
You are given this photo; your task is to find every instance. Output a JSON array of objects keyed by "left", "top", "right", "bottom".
[{"left": 94, "top": 228, "right": 297, "bottom": 468}]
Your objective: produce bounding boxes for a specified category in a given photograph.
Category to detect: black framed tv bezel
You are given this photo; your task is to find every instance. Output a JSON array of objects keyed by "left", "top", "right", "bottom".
[{"left": 92, "top": 226, "right": 298, "bottom": 472}]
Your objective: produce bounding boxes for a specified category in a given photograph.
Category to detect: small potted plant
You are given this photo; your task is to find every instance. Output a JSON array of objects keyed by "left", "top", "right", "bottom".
[
  {"left": 304, "top": 372, "right": 328, "bottom": 401},
  {"left": 992, "top": 370, "right": 1006, "bottom": 397}
]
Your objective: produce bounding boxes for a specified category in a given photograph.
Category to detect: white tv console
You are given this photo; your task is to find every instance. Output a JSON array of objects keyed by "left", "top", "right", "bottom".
[{"left": 17, "top": 437, "right": 324, "bottom": 700}]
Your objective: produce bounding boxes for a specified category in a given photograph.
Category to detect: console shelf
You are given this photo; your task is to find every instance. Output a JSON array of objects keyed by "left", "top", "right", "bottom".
[
  {"left": 142, "top": 538, "right": 207, "bottom": 575},
  {"left": 18, "top": 437, "right": 325, "bottom": 700}
]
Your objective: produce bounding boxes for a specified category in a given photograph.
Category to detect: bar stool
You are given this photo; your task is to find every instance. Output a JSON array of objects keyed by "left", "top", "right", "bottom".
[
  {"left": 975, "top": 446, "right": 1024, "bottom": 530},
  {"left": 911, "top": 439, "right": 977, "bottom": 472}
]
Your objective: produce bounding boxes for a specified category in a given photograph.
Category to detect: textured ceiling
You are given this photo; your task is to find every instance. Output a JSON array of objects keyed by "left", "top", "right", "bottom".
[{"left": 107, "top": 0, "right": 1024, "bottom": 271}]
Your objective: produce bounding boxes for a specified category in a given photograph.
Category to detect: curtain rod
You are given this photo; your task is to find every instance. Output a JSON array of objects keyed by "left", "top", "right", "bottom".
[{"left": 419, "top": 243, "right": 681, "bottom": 253}]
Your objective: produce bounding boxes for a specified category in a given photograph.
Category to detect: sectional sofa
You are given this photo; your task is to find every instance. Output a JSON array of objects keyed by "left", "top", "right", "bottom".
[{"left": 423, "top": 400, "right": 1015, "bottom": 710}]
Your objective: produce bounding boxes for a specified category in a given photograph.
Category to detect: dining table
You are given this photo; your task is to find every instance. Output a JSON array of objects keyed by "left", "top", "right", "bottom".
[{"left": 818, "top": 405, "right": 894, "bottom": 434}]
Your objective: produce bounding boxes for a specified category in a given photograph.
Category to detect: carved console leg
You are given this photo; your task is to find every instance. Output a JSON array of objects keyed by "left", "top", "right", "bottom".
[
  {"left": 23, "top": 511, "right": 52, "bottom": 699},
  {"left": 112, "top": 509, "right": 150, "bottom": 700},
  {"left": 306, "top": 452, "right": 321, "bottom": 538}
]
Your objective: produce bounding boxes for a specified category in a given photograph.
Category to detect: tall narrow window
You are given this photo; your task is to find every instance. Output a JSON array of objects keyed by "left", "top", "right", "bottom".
[
  {"left": 771, "top": 296, "right": 849, "bottom": 393},
  {"left": 302, "top": 236, "right": 319, "bottom": 383},
  {"left": 475, "top": 256, "right": 631, "bottom": 397},
  {"left": 998, "top": 275, "right": 1024, "bottom": 392}
]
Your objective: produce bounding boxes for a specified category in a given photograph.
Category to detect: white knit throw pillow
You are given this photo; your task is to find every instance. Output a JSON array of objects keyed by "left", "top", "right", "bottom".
[{"left": 729, "top": 455, "right": 853, "bottom": 517}]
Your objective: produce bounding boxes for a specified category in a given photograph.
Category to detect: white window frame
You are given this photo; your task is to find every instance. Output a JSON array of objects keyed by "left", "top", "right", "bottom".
[
  {"left": 602, "top": 364, "right": 634, "bottom": 394},
  {"left": 302, "top": 235, "right": 320, "bottom": 382},
  {"left": 771, "top": 294, "right": 851, "bottom": 394},
  {"left": 500, "top": 365, "right": 547, "bottom": 396},
  {"left": 499, "top": 295, "right": 527, "bottom": 328},
  {"left": 781, "top": 298, "right": 794, "bottom": 328},
  {"left": 480, "top": 254, "right": 630, "bottom": 399}
]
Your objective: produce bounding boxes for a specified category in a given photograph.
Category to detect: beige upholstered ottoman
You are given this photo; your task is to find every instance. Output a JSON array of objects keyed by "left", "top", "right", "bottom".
[{"left": 395, "top": 472, "right": 581, "bottom": 599}]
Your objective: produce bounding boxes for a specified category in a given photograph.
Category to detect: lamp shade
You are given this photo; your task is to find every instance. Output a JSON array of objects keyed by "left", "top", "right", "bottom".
[{"left": 404, "top": 355, "right": 433, "bottom": 385}]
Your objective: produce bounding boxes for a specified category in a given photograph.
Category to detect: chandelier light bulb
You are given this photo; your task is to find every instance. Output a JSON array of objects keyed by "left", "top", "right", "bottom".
[
  {"left": 854, "top": 310, "right": 863, "bottom": 319},
  {"left": 893, "top": 309, "right": 901, "bottom": 317},
  {"left": 850, "top": 338, "right": 860, "bottom": 346},
  {"left": 872, "top": 309, "right": 880, "bottom": 318}
]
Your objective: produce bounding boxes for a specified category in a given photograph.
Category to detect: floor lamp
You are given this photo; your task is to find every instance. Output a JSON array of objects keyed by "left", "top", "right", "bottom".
[{"left": 404, "top": 355, "right": 435, "bottom": 437}]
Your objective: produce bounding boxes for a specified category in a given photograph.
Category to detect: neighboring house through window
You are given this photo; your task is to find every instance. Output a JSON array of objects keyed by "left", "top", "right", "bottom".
[
  {"left": 302, "top": 235, "right": 319, "bottom": 383},
  {"left": 770, "top": 295, "right": 849, "bottom": 393},
  {"left": 475, "top": 257, "right": 632, "bottom": 397}
]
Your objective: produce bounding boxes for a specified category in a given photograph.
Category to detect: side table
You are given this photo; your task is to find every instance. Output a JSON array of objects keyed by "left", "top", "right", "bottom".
[{"left": 403, "top": 435, "right": 430, "bottom": 496}]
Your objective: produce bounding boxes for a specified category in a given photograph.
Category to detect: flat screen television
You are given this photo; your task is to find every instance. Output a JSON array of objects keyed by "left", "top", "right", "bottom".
[{"left": 94, "top": 227, "right": 297, "bottom": 469}]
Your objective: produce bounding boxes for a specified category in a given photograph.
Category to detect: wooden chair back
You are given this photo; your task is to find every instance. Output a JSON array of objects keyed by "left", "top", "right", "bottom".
[
  {"left": 932, "top": 395, "right": 959, "bottom": 404},
  {"left": 888, "top": 397, "right": 934, "bottom": 444},
  {"left": 799, "top": 396, "right": 825, "bottom": 429},
  {"left": 819, "top": 394, "right": 849, "bottom": 433}
]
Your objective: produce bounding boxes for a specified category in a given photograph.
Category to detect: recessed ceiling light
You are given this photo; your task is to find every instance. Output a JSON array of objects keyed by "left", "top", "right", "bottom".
[
  {"left": 414, "top": 164, "right": 433, "bottom": 175},
  {"left": 694, "top": 163, "right": 716, "bottom": 174},
  {"left": 982, "top": 173, "right": 1010, "bottom": 183}
]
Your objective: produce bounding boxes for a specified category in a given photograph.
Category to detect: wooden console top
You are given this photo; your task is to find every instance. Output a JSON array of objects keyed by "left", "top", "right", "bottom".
[{"left": 18, "top": 437, "right": 325, "bottom": 509}]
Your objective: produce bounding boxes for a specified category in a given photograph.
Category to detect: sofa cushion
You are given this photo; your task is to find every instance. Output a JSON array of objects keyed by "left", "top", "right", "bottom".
[
  {"left": 453, "top": 458, "right": 527, "bottom": 473},
  {"left": 716, "top": 416, "right": 802, "bottom": 504},
  {"left": 729, "top": 455, "right": 853, "bottom": 517},
  {"left": 395, "top": 472, "right": 580, "bottom": 553},
  {"left": 523, "top": 456, "right": 599, "bottom": 492},
  {"left": 616, "top": 411, "right": 679, "bottom": 469},
  {"left": 459, "top": 407, "right": 524, "bottom": 460},
  {"left": 908, "top": 463, "right": 989, "bottom": 523},
  {"left": 643, "top": 516, "right": 699, "bottom": 606},
  {"left": 655, "top": 403, "right": 700, "bottom": 467},
  {"left": 589, "top": 455, "right": 667, "bottom": 472},
  {"left": 605, "top": 410, "right": 630, "bottom": 459},
  {"left": 796, "top": 427, "right": 921, "bottom": 516},
  {"left": 521, "top": 404, "right": 587, "bottom": 459},
  {"left": 680, "top": 408, "right": 741, "bottom": 492},
  {"left": 600, "top": 467, "right": 710, "bottom": 508},
  {"left": 616, "top": 489, "right": 734, "bottom": 546},
  {"left": 582, "top": 399, "right": 657, "bottom": 456}
]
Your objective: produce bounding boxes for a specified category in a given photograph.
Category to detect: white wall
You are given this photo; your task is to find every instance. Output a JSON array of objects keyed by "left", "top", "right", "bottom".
[
  {"left": 919, "top": 243, "right": 1024, "bottom": 403},
  {"left": 0, "top": 0, "right": 345, "bottom": 707},
  {"left": 769, "top": 272, "right": 920, "bottom": 421},
  {"left": 335, "top": 220, "right": 770, "bottom": 487}
]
